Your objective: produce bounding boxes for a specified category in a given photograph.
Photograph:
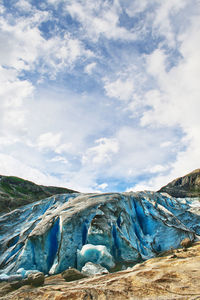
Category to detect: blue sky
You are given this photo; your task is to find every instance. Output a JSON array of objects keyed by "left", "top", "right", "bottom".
[{"left": 0, "top": 0, "right": 199, "bottom": 192}]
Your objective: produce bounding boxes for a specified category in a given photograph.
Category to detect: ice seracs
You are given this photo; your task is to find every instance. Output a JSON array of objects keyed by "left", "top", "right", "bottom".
[{"left": 77, "top": 244, "right": 115, "bottom": 270}]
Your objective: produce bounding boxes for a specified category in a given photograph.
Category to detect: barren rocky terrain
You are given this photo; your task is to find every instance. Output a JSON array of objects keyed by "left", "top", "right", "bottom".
[
  {"left": 159, "top": 169, "right": 200, "bottom": 198},
  {"left": 1, "top": 242, "right": 200, "bottom": 300}
]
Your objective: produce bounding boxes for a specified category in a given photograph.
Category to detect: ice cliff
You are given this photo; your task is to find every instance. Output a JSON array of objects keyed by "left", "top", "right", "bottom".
[{"left": 0, "top": 191, "right": 200, "bottom": 278}]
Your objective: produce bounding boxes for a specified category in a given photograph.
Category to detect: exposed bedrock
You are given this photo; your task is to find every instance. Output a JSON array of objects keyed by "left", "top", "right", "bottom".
[
  {"left": 0, "top": 191, "right": 199, "bottom": 278},
  {"left": 158, "top": 168, "right": 200, "bottom": 198}
]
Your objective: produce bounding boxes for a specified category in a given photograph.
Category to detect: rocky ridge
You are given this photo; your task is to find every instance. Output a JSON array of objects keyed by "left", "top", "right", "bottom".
[
  {"left": 159, "top": 168, "right": 200, "bottom": 198},
  {"left": 0, "top": 175, "right": 77, "bottom": 214}
]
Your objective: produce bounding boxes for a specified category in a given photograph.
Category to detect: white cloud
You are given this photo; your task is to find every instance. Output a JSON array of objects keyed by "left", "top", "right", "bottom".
[
  {"left": 138, "top": 13, "right": 200, "bottom": 190},
  {"left": 0, "top": 4, "right": 94, "bottom": 158},
  {"left": 127, "top": 182, "right": 153, "bottom": 192},
  {"left": 78, "top": 124, "right": 179, "bottom": 190},
  {"left": 0, "top": 76, "right": 33, "bottom": 108},
  {"left": 15, "top": 0, "right": 32, "bottom": 11},
  {"left": 0, "top": 136, "right": 20, "bottom": 148},
  {"left": 55, "top": 143, "right": 73, "bottom": 155},
  {"left": 0, "top": 152, "right": 54, "bottom": 185},
  {"left": 66, "top": 0, "right": 136, "bottom": 41},
  {"left": 0, "top": 66, "right": 34, "bottom": 135},
  {"left": 160, "top": 141, "right": 172, "bottom": 148},
  {"left": 152, "top": 0, "right": 188, "bottom": 47},
  {"left": 50, "top": 156, "right": 69, "bottom": 164},
  {"left": 37, "top": 132, "right": 62, "bottom": 151},
  {"left": 84, "top": 62, "right": 96, "bottom": 74},
  {"left": 104, "top": 78, "right": 134, "bottom": 101},
  {"left": 149, "top": 164, "right": 169, "bottom": 174},
  {"left": 0, "top": 2, "right": 5, "bottom": 13},
  {"left": 97, "top": 183, "right": 108, "bottom": 190},
  {"left": 82, "top": 138, "right": 119, "bottom": 165},
  {"left": 0, "top": 10, "right": 92, "bottom": 78},
  {"left": 146, "top": 49, "right": 166, "bottom": 78},
  {"left": 125, "top": 0, "right": 149, "bottom": 16},
  {"left": 0, "top": 11, "right": 47, "bottom": 71},
  {"left": 47, "top": 0, "right": 60, "bottom": 4},
  {"left": 45, "top": 35, "right": 93, "bottom": 77},
  {"left": 105, "top": 126, "right": 176, "bottom": 180},
  {"left": 142, "top": 18, "right": 200, "bottom": 129}
]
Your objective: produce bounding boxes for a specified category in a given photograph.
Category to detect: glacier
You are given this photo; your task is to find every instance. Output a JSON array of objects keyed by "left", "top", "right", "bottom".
[{"left": 0, "top": 191, "right": 200, "bottom": 279}]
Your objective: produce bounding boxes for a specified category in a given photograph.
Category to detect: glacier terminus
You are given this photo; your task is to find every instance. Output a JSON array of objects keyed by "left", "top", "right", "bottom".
[{"left": 0, "top": 191, "right": 200, "bottom": 280}]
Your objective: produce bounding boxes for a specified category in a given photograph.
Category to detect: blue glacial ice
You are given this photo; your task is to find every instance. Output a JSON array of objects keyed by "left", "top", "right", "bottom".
[
  {"left": 77, "top": 244, "right": 115, "bottom": 270},
  {"left": 0, "top": 191, "right": 200, "bottom": 278}
]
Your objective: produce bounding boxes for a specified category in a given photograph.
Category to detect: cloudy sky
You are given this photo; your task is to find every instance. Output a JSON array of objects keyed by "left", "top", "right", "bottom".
[{"left": 0, "top": 0, "right": 199, "bottom": 192}]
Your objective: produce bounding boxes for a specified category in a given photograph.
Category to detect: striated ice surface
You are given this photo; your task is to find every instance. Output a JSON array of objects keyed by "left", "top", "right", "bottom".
[{"left": 0, "top": 191, "right": 200, "bottom": 278}]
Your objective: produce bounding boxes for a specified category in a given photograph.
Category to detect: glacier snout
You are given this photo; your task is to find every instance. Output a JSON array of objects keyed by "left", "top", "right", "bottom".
[{"left": 0, "top": 191, "right": 199, "bottom": 277}]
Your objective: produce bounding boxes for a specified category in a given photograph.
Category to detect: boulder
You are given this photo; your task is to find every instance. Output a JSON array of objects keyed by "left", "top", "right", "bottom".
[
  {"left": 25, "top": 272, "right": 45, "bottom": 287},
  {"left": 4, "top": 272, "right": 44, "bottom": 290},
  {"left": 180, "top": 238, "right": 192, "bottom": 249},
  {"left": 61, "top": 268, "right": 87, "bottom": 282},
  {"left": 81, "top": 262, "right": 109, "bottom": 276}
]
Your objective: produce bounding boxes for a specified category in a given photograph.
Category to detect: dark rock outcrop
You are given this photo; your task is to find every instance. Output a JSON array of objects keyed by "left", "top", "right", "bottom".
[
  {"left": 5, "top": 272, "right": 45, "bottom": 291},
  {"left": 158, "top": 169, "right": 200, "bottom": 198},
  {"left": 25, "top": 272, "right": 45, "bottom": 287},
  {"left": 61, "top": 268, "right": 87, "bottom": 282}
]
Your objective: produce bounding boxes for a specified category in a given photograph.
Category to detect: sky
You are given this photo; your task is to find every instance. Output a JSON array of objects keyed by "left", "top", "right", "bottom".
[{"left": 0, "top": 0, "right": 200, "bottom": 193}]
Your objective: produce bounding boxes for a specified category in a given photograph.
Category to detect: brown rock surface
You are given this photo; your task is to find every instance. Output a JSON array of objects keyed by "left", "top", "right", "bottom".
[
  {"left": 180, "top": 238, "right": 193, "bottom": 249},
  {"left": 26, "top": 272, "right": 45, "bottom": 287},
  {"left": 61, "top": 268, "right": 87, "bottom": 282},
  {"left": 1, "top": 242, "right": 200, "bottom": 299}
]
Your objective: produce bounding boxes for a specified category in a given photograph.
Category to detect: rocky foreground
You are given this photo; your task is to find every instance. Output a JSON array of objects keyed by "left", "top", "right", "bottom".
[{"left": 0, "top": 241, "right": 200, "bottom": 299}]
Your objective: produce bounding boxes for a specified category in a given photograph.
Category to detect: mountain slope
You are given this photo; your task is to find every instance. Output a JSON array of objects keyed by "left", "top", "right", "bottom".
[
  {"left": 158, "top": 169, "right": 200, "bottom": 198},
  {"left": 0, "top": 175, "right": 77, "bottom": 214}
]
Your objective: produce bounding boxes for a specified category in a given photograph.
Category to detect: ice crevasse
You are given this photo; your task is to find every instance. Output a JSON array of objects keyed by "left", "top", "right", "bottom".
[{"left": 0, "top": 191, "right": 200, "bottom": 278}]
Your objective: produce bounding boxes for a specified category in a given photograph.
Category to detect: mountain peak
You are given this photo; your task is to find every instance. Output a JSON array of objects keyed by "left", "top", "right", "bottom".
[{"left": 158, "top": 169, "right": 200, "bottom": 198}]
